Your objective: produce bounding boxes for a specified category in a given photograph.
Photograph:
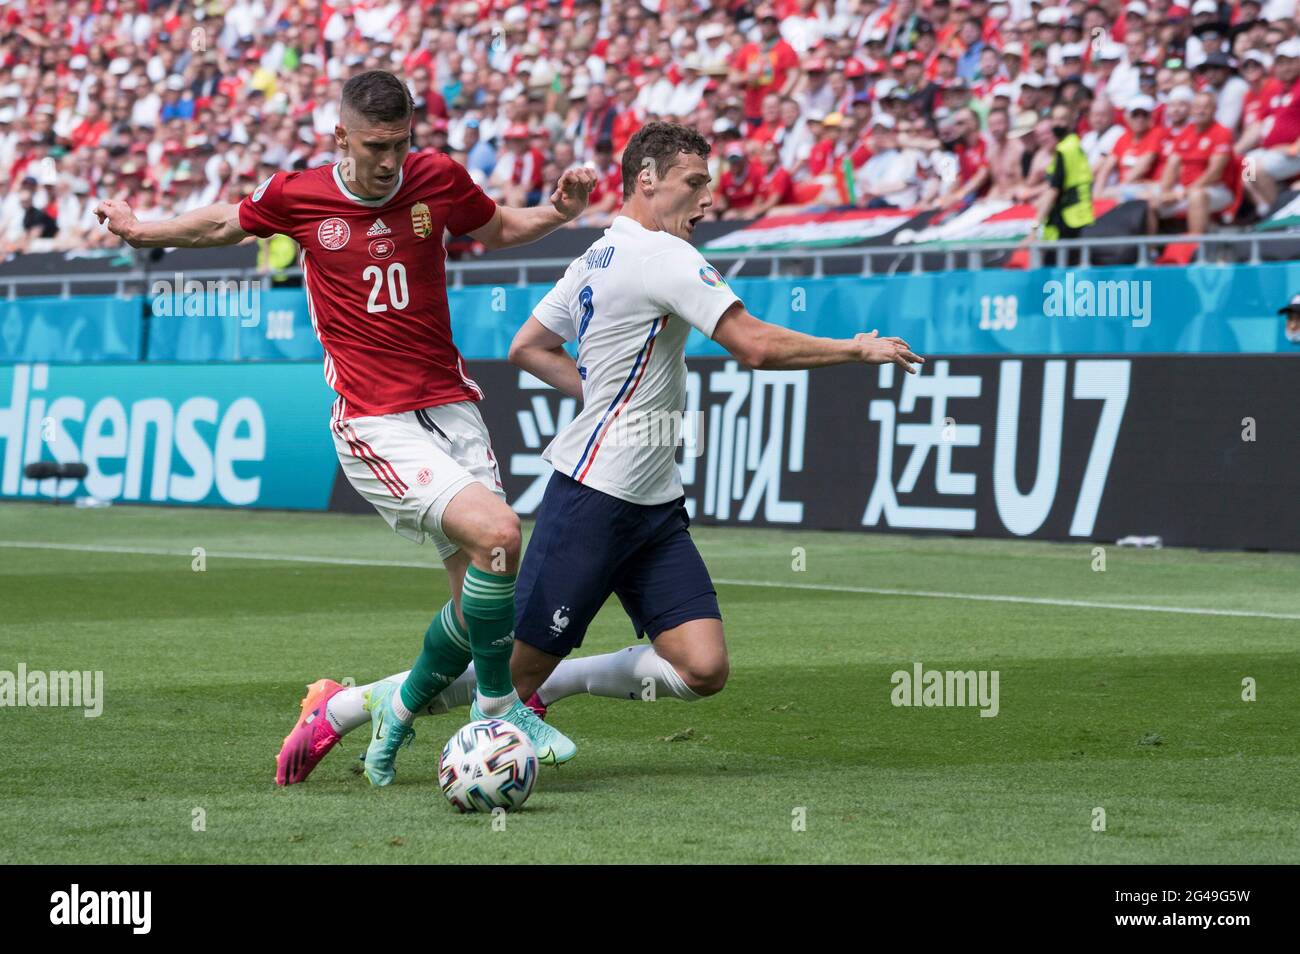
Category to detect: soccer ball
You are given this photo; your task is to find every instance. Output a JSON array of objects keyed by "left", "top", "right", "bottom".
[{"left": 438, "top": 719, "right": 538, "bottom": 813}]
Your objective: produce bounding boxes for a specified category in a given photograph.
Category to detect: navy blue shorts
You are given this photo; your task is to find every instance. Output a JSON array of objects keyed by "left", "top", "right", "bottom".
[{"left": 514, "top": 472, "right": 721, "bottom": 657}]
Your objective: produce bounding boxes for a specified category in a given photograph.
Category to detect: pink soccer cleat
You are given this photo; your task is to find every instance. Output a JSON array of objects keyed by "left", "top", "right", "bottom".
[{"left": 275, "top": 678, "right": 345, "bottom": 785}]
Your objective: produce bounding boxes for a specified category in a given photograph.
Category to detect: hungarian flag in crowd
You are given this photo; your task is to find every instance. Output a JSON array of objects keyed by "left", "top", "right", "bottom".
[{"left": 702, "top": 207, "right": 923, "bottom": 252}]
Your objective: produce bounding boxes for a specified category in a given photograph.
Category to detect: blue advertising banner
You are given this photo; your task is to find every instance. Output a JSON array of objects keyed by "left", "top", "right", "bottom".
[
  {"left": 9, "top": 262, "right": 1300, "bottom": 364},
  {"left": 0, "top": 362, "right": 338, "bottom": 509},
  {"left": 0, "top": 296, "right": 142, "bottom": 363}
]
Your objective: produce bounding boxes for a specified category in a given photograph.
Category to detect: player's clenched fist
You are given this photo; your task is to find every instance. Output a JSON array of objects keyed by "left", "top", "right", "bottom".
[
  {"left": 855, "top": 330, "right": 924, "bottom": 374},
  {"left": 94, "top": 198, "right": 141, "bottom": 246},
  {"left": 550, "top": 167, "right": 598, "bottom": 220}
]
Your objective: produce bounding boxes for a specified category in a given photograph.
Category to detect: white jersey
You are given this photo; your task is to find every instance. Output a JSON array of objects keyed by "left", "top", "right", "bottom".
[{"left": 532, "top": 215, "right": 740, "bottom": 505}]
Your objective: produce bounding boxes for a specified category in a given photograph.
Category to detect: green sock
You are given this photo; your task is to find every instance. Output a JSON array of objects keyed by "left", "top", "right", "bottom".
[
  {"left": 460, "top": 565, "right": 517, "bottom": 699},
  {"left": 399, "top": 600, "right": 472, "bottom": 713}
]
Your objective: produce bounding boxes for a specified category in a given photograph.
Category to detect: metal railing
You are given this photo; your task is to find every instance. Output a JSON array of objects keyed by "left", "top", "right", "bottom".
[{"left": 3, "top": 231, "right": 1299, "bottom": 300}]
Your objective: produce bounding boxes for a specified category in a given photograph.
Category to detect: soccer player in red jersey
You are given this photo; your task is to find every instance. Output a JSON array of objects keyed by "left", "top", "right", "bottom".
[{"left": 94, "top": 71, "right": 596, "bottom": 785}]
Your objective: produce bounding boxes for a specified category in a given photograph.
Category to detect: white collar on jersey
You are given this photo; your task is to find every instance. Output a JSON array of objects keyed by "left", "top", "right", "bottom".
[{"left": 331, "top": 161, "right": 405, "bottom": 207}]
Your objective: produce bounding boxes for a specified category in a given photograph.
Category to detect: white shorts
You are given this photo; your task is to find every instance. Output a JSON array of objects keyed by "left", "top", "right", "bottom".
[
  {"left": 1159, "top": 183, "right": 1233, "bottom": 217},
  {"left": 331, "top": 398, "right": 506, "bottom": 560},
  {"left": 1248, "top": 147, "right": 1300, "bottom": 182}
]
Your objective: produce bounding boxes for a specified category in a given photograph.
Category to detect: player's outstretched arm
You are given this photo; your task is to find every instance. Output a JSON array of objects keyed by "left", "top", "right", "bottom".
[
  {"left": 508, "top": 316, "right": 584, "bottom": 400},
  {"left": 94, "top": 199, "right": 250, "bottom": 249},
  {"left": 712, "top": 301, "right": 924, "bottom": 373},
  {"left": 469, "top": 167, "right": 597, "bottom": 251}
]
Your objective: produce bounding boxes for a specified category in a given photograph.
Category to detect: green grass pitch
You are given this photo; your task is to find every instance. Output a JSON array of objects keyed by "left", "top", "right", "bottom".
[{"left": 1, "top": 501, "right": 1296, "bottom": 864}]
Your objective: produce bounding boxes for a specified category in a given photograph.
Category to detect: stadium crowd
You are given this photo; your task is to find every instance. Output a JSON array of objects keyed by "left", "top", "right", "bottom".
[{"left": 4, "top": 0, "right": 1300, "bottom": 256}]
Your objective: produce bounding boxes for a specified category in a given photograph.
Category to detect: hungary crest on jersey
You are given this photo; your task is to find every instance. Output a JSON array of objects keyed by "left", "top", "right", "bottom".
[{"left": 410, "top": 201, "right": 432, "bottom": 238}]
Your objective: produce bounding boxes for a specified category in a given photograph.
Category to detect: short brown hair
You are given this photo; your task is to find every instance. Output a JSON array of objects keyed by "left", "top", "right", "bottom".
[
  {"left": 341, "top": 70, "right": 413, "bottom": 125},
  {"left": 620, "top": 121, "right": 711, "bottom": 199}
]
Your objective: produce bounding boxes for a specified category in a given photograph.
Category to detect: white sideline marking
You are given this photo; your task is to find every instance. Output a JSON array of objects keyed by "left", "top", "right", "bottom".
[{"left": 2, "top": 539, "right": 1297, "bottom": 622}]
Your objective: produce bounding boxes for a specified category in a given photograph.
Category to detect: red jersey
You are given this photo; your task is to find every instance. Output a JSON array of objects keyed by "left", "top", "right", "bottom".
[
  {"left": 720, "top": 159, "right": 762, "bottom": 211},
  {"left": 1168, "top": 122, "right": 1233, "bottom": 187},
  {"left": 955, "top": 138, "right": 987, "bottom": 186},
  {"left": 237, "top": 150, "right": 498, "bottom": 419},
  {"left": 611, "top": 107, "right": 643, "bottom": 154},
  {"left": 1112, "top": 126, "right": 1164, "bottom": 182},
  {"left": 732, "top": 39, "right": 800, "bottom": 118},
  {"left": 1263, "top": 77, "right": 1300, "bottom": 148},
  {"left": 1242, "top": 78, "right": 1281, "bottom": 130},
  {"left": 760, "top": 163, "right": 795, "bottom": 205}
]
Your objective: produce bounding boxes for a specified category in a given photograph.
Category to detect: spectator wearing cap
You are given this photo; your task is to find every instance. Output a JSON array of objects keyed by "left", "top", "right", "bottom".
[
  {"left": 1163, "top": 85, "right": 1196, "bottom": 142},
  {"left": 489, "top": 123, "right": 545, "bottom": 208},
  {"left": 697, "top": 22, "right": 733, "bottom": 73},
  {"left": 984, "top": 106, "right": 1027, "bottom": 200},
  {"left": 797, "top": 56, "right": 838, "bottom": 118},
  {"left": 731, "top": 8, "right": 802, "bottom": 130},
  {"left": 1080, "top": 97, "right": 1126, "bottom": 172},
  {"left": 717, "top": 141, "right": 762, "bottom": 218},
  {"left": 1241, "top": 40, "right": 1300, "bottom": 216},
  {"left": 856, "top": 114, "right": 925, "bottom": 208},
  {"left": 1185, "top": 0, "right": 1226, "bottom": 72},
  {"left": 1151, "top": 90, "right": 1236, "bottom": 233},
  {"left": 1196, "top": 52, "right": 1248, "bottom": 133},
  {"left": 1237, "top": 52, "right": 1278, "bottom": 140},
  {"left": 1012, "top": 74, "right": 1046, "bottom": 137},
  {"left": 666, "top": 56, "right": 709, "bottom": 119},
  {"left": 1000, "top": 42, "right": 1026, "bottom": 88},
  {"left": 1276, "top": 293, "right": 1300, "bottom": 344},
  {"left": 1095, "top": 95, "right": 1163, "bottom": 204},
  {"left": 806, "top": 111, "right": 840, "bottom": 178}
]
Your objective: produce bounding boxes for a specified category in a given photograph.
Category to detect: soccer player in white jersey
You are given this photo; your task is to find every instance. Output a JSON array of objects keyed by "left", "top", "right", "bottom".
[{"left": 279, "top": 122, "right": 921, "bottom": 780}]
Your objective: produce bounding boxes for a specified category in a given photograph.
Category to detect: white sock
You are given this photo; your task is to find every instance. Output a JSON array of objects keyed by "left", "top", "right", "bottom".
[
  {"left": 475, "top": 688, "right": 518, "bottom": 717},
  {"left": 421, "top": 666, "right": 476, "bottom": 716},
  {"left": 537, "top": 645, "right": 700, "bottom": 705},
  {"left": 389, "top": 689, "right": 415, "bottom": 724},
  {"left": 325, "top": 667, "right": 478, "bottom": 735},
  {"left": 324, "top": 684, "right": 373, "bottom": 734}
]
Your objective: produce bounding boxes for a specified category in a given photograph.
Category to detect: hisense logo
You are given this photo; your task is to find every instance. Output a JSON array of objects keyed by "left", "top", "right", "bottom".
[
  {"left": 890, "top": 663, "right": 1000, "bottom": 718},
  {"left": 50, "top": 885, "right": 150, "bottom": 934},
  {"left": 0, "top": 664, "right": 104, "bottom": 718},
  {"left": 1042, "top": 274, "right": 1152, "bottom": 328},
  {"left": 0, "top": 364, "right": 265, "bottom": 504}
]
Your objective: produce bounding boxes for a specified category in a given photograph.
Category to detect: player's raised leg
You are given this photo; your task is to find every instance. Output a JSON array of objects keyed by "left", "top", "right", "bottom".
[
  {"left": 442, "top": 482, "right": 577, "bottom": 764},
  {"left": 361, "top": 559, "right": 477, "bottom": 784}
]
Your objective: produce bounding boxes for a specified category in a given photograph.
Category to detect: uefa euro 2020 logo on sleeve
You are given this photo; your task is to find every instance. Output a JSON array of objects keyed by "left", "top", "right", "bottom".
[{"left": 699, "top": 265, "right": 726, "bottom": 288}]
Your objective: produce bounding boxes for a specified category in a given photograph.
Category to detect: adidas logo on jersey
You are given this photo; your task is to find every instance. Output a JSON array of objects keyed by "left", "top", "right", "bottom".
[{"left": 367, "top": 218, "right": 392, "bottom": 237}]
